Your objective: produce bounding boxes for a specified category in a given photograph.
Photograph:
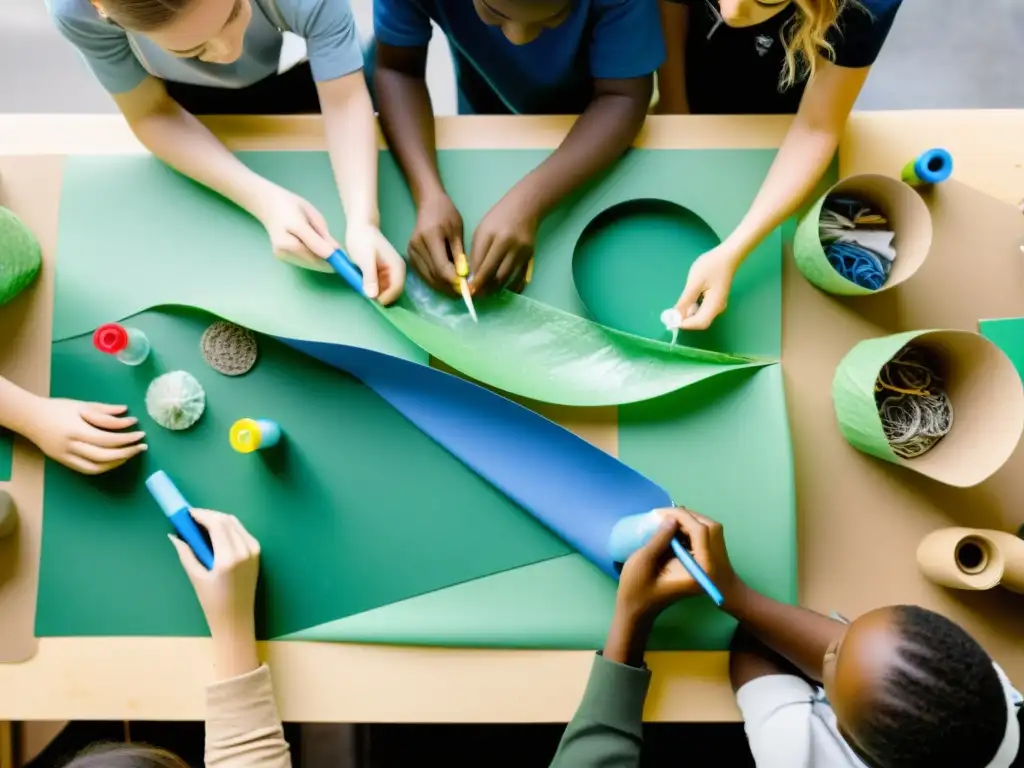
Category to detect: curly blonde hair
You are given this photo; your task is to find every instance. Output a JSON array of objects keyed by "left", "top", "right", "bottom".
[{"left": 778, "top": 0, "right": 858, "bottom": 89}]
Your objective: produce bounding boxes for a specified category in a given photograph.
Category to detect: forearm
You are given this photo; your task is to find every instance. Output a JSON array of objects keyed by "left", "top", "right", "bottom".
[
  {"left": 322, "top": 78, "right": 381, "bottom": 229},
  {"left": 722, "top": 120, "right": 840, "bottom": 262},
  {"left": 375, "top": 67, "right": 445, "bottom": 204},
  {"left": 725, "top": 583, "right": 844, "bottom": 682},
  {"left": 126, "top": 103, "right": 272, "bottom": 217},
  {"left": 210, "top": 622, "right": 261, "bottom": 682},
  {"left": 655, "top": 1, "right": 689, "bottom": 114},
  {"left": 0, "top": 376, "right": 39, "bottom": 437},
  {"left": 508, "top": 84, "right": 651, "bottom": 221}
]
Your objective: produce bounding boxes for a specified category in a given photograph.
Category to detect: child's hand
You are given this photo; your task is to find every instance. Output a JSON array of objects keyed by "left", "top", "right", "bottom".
[
  {"left": 254, "top": 184, "right": 338, "bottom": 274},
  {"left": 169, "top": 508, "right": 260, "bottom": 640},
  {"left": 22, "top": 396, "right": 146, "bottom": 475},
  {"left": 669, "top": 245, "right": 742, "bottom": 331},
  {"left": 469, "top": 196, "right": 538, "bottom": 297},
  {"left": 408, "top": 193, "right": 464, "bottom": 295},
  {"left": 345, "top": 222, "right": 407, "bottom": 305},
  {"left": 616, "top": 508, "right": 740, "bottom": 620}
]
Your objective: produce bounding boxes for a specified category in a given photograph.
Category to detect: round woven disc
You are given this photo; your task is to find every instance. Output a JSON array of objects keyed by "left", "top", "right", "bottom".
[{"left": 200, "top": 321, "right": 258, "bottom": 376}]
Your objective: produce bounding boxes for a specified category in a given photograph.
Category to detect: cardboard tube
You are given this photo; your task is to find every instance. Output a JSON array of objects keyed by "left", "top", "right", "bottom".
[
  {"left": 793, "top": 174, "right": 932, "bottom": 296},
  {"left": 832, "top": 329, "right": 1024, "bottom": 487},
  {"left": 917, "top": 527, "right": 1024, "bottom": 593},
  {"left": 0, "top": 490, "right": 17, "bottom": 540}
]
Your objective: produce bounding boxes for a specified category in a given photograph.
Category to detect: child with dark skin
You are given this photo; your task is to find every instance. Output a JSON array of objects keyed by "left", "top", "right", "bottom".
[
  {"left": 551, "top": 507, "right": 1023, "bottom": 768},
  {"left": 373, "top": 0, "right": 664, "bottom": 297}
]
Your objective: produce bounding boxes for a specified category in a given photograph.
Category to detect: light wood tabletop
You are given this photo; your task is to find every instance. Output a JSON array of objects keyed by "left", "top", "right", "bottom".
[{"left": 0, "top": 111, "right": 1022, "bottom": 723}]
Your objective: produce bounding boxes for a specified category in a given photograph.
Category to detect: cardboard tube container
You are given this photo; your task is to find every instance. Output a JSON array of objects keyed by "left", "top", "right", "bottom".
[
  {"left": 793, "top": 174, "right": 932, "bottom": 296},
  {"left": 0, "top": 490, "right": 17, "bottom": 540},
  {"left": 917, "top": 527, "right": 1024, "bottom": 593},
  {"left": 832, "top": 329, "right": 1024, "bottom": 487}
]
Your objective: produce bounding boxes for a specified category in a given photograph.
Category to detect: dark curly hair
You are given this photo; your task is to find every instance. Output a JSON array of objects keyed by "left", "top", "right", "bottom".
[{"left": 850, "top": 605, "right": 1016, "bottom": 768}]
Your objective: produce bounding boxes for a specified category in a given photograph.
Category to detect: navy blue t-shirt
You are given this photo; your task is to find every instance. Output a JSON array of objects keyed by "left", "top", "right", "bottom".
[
  {"left": 666, "top": 0, "right": 902, "bottom": 114},
  {"left": 374, "top": 0, "right": 666, "bottom": 115}
]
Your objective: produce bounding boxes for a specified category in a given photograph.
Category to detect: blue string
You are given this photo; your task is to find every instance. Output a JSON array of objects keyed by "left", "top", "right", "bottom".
[{"left": 826, "top": 241, "right": 889, "bottom": 290}]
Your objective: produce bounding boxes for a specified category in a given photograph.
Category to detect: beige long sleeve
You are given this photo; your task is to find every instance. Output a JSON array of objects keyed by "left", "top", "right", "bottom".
[{"left": 205, "top": 665, "right": 292, "bottom": 768}]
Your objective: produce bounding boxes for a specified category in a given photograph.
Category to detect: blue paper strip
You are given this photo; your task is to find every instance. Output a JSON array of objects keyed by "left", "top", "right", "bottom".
[{"left": 279, "top": 338, "right": 672, "bottom": 578}]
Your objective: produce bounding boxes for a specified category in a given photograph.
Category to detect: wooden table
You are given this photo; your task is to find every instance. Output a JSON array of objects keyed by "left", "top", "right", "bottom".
[{"left": 0, "top": 111, "right": 1022, "bottom": 723}]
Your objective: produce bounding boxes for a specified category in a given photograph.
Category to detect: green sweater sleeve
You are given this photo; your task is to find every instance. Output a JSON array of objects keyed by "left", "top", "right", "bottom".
[{"left": 549, "top": 653, "right": 652, "bottom": 767}]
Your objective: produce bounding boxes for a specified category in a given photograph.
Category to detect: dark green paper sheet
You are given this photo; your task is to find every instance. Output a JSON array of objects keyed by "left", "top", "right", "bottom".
[
  {"left": 980, "top": 318, "right": 1024, "bottom": 380},
  {"left": 0, "top": 428, "right": 12, "bottom": 482},
  {"left": 36, "top": 308, "right": 571, "bottom": 639},
  {"left": 282, "top": 366, "right": 795, "bottom": 650},
  {"left": 53, "top": 149, "right": 780, "bottom": 406}
]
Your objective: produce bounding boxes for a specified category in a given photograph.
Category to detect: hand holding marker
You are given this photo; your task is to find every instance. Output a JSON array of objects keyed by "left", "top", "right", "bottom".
[{"left": 146, "top": 470, "right": 215, "bottom": 570}]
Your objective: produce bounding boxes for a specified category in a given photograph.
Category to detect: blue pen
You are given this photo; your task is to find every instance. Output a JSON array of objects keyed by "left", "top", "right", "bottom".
[
  {"left": 146, "top": 470, "right": 215, "bottom": 570},
  {"left": 669, "top": 538, "right": 724, "bottom": 607},
  {"left": 326, "top": 249, "right": 366, "bottom": 296}
]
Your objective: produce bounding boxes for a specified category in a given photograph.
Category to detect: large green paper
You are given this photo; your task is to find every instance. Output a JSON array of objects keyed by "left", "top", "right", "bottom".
[
  {"left": 831, "top": 330, "right": 926, "bottom": 463},
  {"left": 279, "top": 366, "right": 794, "bottom": 650},
  {"left": 0, "top": 428, "right": 11, "bottom": 482},
  {"left": 53, "top": 150, "right": 779, "bottom": 406},
  {"left": 980, "top": 318, "right": 1024, "bottom": 379},
  {"left": 37, "top": 308, "right": 571, "bottom": 639}
]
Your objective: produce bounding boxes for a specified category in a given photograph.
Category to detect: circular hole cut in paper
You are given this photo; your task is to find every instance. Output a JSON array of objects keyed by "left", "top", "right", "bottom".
[{"left": 572, "top": 199, "right": 719, "bottom": 340}]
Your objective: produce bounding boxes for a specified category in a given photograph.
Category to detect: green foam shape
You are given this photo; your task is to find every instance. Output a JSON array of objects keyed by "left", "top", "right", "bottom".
[
  {"left": 278, "top": 366, "right": 793, "bottom": 650},
  {"left": 37, "top": 308, "right": 571, "bottom": 639},
  {"left": 52, "top": 150, "right": 781, "bottom": 406},
  {"left": 0, "top": 206, "right": 42, "bottom": 306}
]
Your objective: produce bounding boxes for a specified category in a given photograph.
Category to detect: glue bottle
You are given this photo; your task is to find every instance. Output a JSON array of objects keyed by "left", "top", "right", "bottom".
[
  {"left": 93, "top": 322, "right": 150, "bottom": 366},
  {"left": 230, "top": 418, "right": 282, "bottom": 453}
]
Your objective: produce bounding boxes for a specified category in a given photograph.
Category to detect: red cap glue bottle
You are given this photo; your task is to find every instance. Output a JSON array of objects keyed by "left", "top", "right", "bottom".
[{"left": 93, "top": 322, "right": 151, "bottom": 366}]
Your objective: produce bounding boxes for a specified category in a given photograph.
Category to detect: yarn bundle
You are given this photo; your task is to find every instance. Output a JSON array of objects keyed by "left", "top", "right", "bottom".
[
  {"left": 875, "top": 345, "right": 953, "bottom": 459},
  {"left": 820, "top": 196, "right": 896, "bottom": 291}
]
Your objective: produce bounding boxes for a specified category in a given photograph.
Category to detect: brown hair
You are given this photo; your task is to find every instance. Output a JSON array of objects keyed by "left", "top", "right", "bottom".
[
  {"left": 778, "top": 0, "right": 857, "bottom": 89},
  {"left": 94, "top": 0, "right": 196, "bottom": 31},
  {"left": 63, "top": 744, "right": 191, "bottom": 768}
]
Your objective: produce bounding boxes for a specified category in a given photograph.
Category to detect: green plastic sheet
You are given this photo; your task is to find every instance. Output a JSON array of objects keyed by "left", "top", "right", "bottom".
[
  {"left": 280, "top": 366, "right": 794, "bottom": 650},
  {"left": 37, "top": 308, "right": 572, "bottom": 639},
  {"left": 53, "top": 150, "right": 780, "bottom": 406}
]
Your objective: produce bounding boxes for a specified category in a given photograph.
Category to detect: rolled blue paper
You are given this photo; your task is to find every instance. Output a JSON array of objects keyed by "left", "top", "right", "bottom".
[
  {"left": 279, "top": 338, "right": 672, "bottom": 578},
  {"left": 901, "top": 148, "right": 953, "bottom": 187},
  {"left": 608, "top": 510, "right": 663, "bottom": 563},
  {"left": 327, "top": 249, "right": 365, "bottom": 296}
]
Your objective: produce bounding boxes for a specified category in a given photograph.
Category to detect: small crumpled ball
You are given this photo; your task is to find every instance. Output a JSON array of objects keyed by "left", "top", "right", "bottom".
[{"left": 146, "top": 370, "right": 206, "bottom": 431}]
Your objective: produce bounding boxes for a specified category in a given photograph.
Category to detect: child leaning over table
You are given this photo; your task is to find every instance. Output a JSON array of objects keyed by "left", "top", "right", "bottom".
[
  {"left": 549, "top": 508, "right": 1024, "bottom": 768},
  {"left": 62, "top": 510, "right": 293, "bottom": 768}
]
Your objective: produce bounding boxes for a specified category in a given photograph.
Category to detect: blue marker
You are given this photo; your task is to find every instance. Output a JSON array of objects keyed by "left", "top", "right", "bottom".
[
  {"left": 326, "top": 249, "right": 366, "bottom": 296},
  {"left": 608, "top": 510, "right": 724, "bottom": 607},
  {"left": 146, "top": 470, "right": 214, "bottom": 570}
]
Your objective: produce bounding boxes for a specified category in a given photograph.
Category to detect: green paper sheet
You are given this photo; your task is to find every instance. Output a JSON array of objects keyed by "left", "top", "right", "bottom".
[
  {"left": 279, "top": 366, "right": 794, "bottom": 650},
  {"left": 831, "top": 330, "right": 928, "bottom": 463},
  {"left": 37, "top": 308, "right": 571, "bottom": 639},
  {"left": 53, "top": 149, "right": 779, "bottom": 406},
  {"left": 793, "top": 189, "right": 874, "bottom": 296},
  {"left": 0, "top": 428, "right": 11, "bottom": 482},
  {"left": 980, "top": 318, "right": 1024, "bottom": 379}
]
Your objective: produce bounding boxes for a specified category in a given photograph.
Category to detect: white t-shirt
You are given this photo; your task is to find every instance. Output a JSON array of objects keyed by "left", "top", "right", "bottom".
[{"left": 737, "top": 675, "right": 868, "bottom": 767}]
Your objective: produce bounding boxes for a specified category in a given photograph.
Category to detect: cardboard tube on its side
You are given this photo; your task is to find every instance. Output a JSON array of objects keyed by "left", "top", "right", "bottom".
[
  {"left": 793, "top": 174, "right": 932, "bottom": 296},
  {"left": 831, "top": 329, "right": 1024, "bottom": 487},
  {"left": 917, "top": 527, "right": 1024, "bottom": 594},
  {"left": 0, "top": 490, "right": 16, "bottom": 539}
]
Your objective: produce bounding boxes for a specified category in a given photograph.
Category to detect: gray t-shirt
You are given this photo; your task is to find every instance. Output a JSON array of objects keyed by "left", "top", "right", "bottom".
[{"left": 47, "top": 0, "right": 364, "bottom": 93}]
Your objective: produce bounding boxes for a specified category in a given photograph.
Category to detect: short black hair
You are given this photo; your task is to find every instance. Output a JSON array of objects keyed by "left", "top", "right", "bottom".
[{"left": 853, "top": 605, "right": 1010, "bottom": 768}]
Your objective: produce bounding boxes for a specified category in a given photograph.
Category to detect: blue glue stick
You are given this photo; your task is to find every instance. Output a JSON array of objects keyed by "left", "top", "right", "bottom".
[
  {"left": 608, "top": 510, "right": 724, "bottom": 607},
  {"left": 327, "top": 249, "right": 366, "bottom": 296},
  {"left": 146, "top": 470, "right": 214, "bottom": 570}
]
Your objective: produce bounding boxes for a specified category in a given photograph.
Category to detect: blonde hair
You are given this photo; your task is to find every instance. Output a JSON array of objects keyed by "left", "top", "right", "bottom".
[{"left": 778, "top": 0, "right": 856, "bottom": 89}]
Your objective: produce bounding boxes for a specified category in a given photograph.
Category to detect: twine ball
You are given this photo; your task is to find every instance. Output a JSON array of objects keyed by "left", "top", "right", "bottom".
[
  {"left": 146, "top": 371, "right": 206, "bottom": 431},
  {"left": 200, "top": 321, "right": 259, "bottom": 376},
  {"left": 0, "top": 207, "right": 43, "bottom": 306}
]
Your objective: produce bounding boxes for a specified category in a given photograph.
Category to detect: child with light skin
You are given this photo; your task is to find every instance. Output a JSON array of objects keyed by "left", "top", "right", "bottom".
[
  {"left": 47, "top": 0, "right": 405, "bottom": 304},
  {"left": 0, "top": 375, "right": 146, "bottom": 475},
  {"left": 552, "top": 507, "right": 1023, "bottom": 768},
  {"left": 655, "top": 0, "right": 903, "bottom": 331},
  {"left": 64, "top": 509, "right": 291, "bottom": 768},
  {"left": 372, "top": 0, "right": 664, "bottom": 298}
]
